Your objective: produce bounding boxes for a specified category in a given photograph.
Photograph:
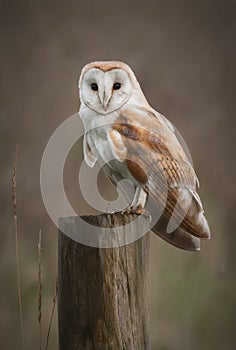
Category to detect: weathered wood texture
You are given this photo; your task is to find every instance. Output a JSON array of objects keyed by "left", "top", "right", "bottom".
[{"left": 58, "top": 212, "right": 150, "bottom": 350}]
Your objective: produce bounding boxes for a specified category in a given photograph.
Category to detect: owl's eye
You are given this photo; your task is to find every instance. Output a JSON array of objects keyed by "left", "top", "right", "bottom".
[
  {"left": 113, "top": 82, "right": 121, "bottom": 90},
  {"left": 91, "top": 83, "right": 98, "bottom": 91}
]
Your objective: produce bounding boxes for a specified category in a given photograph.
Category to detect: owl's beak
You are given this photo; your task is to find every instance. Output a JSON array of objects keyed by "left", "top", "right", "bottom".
[
  {"left": 99, "top": 87, "right": 111, "bottom": 111},
  {"left": 103, "top": 94, "right": 111, "bottom": 111}
]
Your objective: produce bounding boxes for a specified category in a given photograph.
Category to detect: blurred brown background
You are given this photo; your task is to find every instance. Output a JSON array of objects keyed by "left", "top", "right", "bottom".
[{"left": 1, "top": 0, "right": 236, "bottom": 349}]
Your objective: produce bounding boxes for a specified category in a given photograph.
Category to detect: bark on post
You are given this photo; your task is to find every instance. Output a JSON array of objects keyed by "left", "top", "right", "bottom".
[{"left": 58, "top": 212, "right": 150, "bottom": 350}]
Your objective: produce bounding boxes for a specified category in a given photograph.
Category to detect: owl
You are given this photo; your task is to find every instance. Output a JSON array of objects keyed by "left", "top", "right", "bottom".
[{"left": 78, "top": 61, "right": 211, "bottom": 251}]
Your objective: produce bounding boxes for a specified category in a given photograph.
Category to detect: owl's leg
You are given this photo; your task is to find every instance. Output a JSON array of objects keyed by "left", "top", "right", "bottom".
[
  {"left": 122, "top": 186, "right": 147, "bottom": 215},
  {"left": 130, "top": 186, "right": 147, "bottom": 208}
]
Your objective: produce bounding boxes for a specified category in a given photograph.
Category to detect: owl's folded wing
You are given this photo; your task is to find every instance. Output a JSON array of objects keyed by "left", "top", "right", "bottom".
[
  {"left": 111, "top": 106, "right": 210, "bottom": 240},
  {"left": 103, "top": 164, "right": 201, "bottom": 251}
]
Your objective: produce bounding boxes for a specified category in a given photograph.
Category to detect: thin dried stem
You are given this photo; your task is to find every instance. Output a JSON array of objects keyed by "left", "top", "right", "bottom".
[
  {"left": 12, "top": 144, "right": 25, "bottom": 350},
  {"left": 38, "top": 229, "right": 42, "bottom": 350},
  {"left": 45, "top": 279, "right": 58, "bottom": 350}
]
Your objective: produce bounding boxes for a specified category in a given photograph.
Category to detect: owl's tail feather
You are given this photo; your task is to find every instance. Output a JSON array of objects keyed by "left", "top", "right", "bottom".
[
  {"left": 174, "top": 189, "right": 211, "bottom": 240},
  {"left": 151, "top": 214, "right": 201, "bottom": 251}
]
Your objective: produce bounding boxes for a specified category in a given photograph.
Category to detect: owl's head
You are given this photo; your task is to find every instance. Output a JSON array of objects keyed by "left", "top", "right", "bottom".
[{"left": 78, "top": 61, "right": 141, "bottom": 115}]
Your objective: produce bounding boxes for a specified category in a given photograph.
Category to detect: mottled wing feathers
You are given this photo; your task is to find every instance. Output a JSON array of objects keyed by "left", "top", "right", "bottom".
[{"left": 111, "top": 106, "right": 210, "bottom": 239}]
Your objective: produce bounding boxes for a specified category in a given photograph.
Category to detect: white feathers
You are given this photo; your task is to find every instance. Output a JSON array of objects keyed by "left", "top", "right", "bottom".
[
  {"left": 83, "top": 133, "right": 97, "bottom": 168},
  {"left": 79, "top": 67, "right": 133, "bottom": 115}
]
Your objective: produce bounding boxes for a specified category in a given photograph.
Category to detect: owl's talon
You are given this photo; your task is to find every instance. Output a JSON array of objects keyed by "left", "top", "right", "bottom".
[
  {"left": 121, "top": 205, "right": 144, "bottom": 215},
  {"left": 110, "top": 209, "right": 118, "bottom": 214}
]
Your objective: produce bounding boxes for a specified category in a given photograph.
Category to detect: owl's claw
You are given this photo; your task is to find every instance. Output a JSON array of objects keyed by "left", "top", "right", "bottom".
[
  {"left": 121, "top": 205, "right": 144, "bottom": 215},
  {"left": 109, "top": 209, "right": 118, "bottom": 214}
]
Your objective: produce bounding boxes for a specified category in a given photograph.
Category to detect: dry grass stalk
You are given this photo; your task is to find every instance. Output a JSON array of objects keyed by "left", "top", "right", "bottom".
[
  {"left": 38, "top": 229, "right": 42, "bottom": 350},
  {"left": 11, "top": 144, "right": 25, "bottom": 350},
  {"left": 45, "top": 279, "right": 58, "bottom": 350}
]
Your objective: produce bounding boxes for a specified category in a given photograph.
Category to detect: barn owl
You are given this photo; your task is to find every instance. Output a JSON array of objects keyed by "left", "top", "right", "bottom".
[{"left": 78, "top": 61, "right": 211, "bottom": 251}]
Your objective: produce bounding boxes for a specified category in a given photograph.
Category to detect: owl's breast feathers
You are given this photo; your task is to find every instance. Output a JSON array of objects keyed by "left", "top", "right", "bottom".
[{"left": 109, "top": 106, "right": 210, "bottom": 239}]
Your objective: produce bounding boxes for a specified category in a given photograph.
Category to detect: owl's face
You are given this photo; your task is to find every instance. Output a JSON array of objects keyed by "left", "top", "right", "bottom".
[{"left": 79, "top": 66, "right": 133, "bottom": 115}]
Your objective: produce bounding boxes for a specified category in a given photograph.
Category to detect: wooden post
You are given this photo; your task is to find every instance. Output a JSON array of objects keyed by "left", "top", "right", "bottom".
[{"left": 58, "top": 212, "right": 150, "bottom": 350}]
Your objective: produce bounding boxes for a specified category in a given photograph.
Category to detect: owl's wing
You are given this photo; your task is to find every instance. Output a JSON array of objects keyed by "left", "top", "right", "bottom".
[
  {"left": 103, "top": 164, "right": 201, "bottom": 251},
  {"left": 111, "top": 105, "right": 210, "bottom": 240}
]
